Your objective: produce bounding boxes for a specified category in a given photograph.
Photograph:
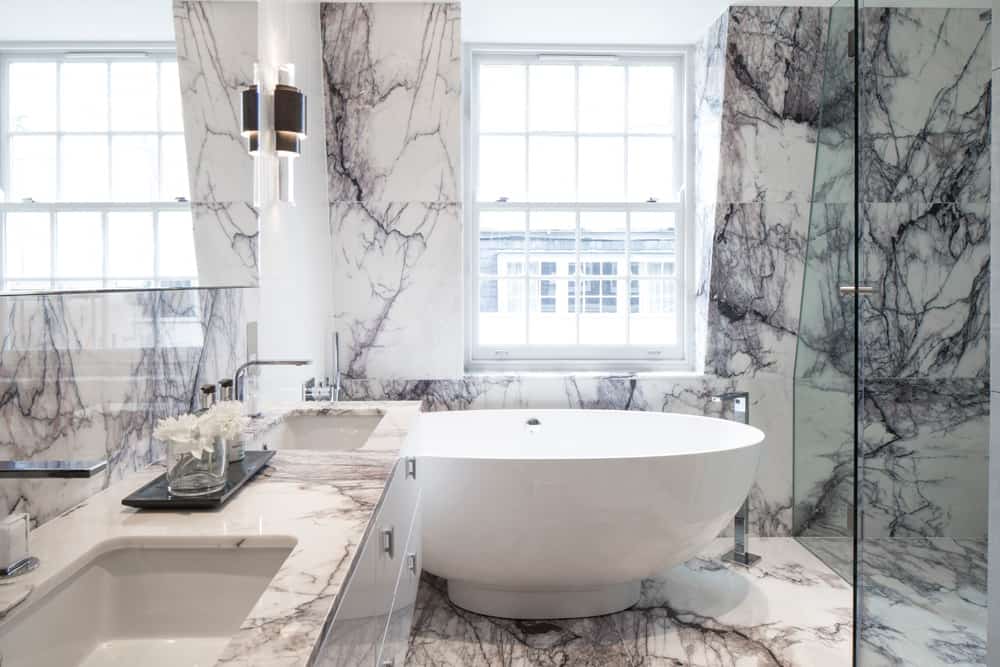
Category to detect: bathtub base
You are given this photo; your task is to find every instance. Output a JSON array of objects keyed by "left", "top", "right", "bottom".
[{"left": 447, "top": 580, "right": 641, "bottom": 619}]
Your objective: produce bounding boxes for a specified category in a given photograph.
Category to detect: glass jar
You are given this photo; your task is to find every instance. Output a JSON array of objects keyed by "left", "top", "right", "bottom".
[{"left": 166, "top": 436, "right": 228, "bottom": 496}]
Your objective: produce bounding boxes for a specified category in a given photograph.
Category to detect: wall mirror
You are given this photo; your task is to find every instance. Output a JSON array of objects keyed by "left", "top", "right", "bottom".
[{"left": 0, "top": 0, "right": 259, "bottom": 295}]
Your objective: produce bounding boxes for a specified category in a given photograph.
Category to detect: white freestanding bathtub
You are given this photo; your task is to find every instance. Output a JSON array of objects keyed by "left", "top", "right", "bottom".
[{"left": 407, "top": 409, "right": 764, "bottom": 619}]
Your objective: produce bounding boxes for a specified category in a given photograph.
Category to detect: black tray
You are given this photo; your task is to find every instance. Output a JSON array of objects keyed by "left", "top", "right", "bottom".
[{"left": 122, "top": 450, "right": 276, "bottom": 510}]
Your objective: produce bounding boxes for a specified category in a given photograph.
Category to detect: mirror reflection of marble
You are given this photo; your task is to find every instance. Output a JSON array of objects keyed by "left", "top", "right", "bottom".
[{"left": 0, "top": 0, "right": 259, "bottom": 295}]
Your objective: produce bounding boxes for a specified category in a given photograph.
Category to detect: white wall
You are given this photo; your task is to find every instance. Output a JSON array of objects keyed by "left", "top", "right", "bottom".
[
  {"left": 0, "top": 0, "right": 175, "bottom": 43},
  {"left": 255, "top": 0, "right": 335, "bottom": 401}
]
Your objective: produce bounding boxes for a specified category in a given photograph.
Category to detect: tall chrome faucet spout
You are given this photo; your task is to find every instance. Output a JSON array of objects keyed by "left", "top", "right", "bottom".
[{"left": 233, "top": 359, "right": 311, "bottom": 409}]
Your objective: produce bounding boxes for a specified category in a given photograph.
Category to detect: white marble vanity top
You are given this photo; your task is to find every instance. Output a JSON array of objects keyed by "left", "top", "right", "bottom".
[{"left": 0, "top": 401, "right": 421, "bottom": 667}]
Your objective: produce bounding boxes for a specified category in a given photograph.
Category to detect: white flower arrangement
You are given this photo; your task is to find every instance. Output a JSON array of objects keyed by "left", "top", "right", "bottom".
[{"left": 154, "top": 401, "right": 249, "bottom": 460}]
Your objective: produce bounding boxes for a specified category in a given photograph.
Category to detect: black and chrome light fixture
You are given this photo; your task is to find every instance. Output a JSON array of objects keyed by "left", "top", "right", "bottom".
[
  {"left": 274, "top": 80, "right": 307, "bottom": 157},
  {"left": 241, "top": 84, "right": 259, "bottom": 155}
]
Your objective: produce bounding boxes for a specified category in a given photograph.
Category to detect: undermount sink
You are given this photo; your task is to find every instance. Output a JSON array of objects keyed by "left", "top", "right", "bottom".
[
  {"left": 260, "top": 414, "right": 383, "bottom": 451},
  {"left": 0, "top": 539, "right": 295, "bottom": 667}
]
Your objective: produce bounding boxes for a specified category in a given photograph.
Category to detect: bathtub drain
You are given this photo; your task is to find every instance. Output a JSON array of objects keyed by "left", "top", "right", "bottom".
[{"left": 525, "top": 417, "right": 541, "bottom": 433}]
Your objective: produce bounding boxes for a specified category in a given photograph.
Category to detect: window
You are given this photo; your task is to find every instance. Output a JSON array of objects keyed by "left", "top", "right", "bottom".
[
  {"left": 0, "top": 50, "right": 196, "bottom": 292},
  {"left": 467, "top": 47, "right": 691, "bottom": 369}
]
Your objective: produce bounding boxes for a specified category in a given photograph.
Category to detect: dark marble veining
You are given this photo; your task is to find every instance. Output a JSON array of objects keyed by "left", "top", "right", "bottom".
[
  {"left": 860, "top": 538, "right": 987, "bottom": 666},
  {"left": 0, "top": 288, "right": 248, "bottom": 525},
  {"left": 705, "top": 203, "right": 808, "bottom": 379},
  {"left": 406, "top": 538, "right": 852, "bottom": 667},
  {"left": 860, "top": 8, "right": 992, "bottom": 205},
  {"left": 862, "top": 378, "right": 989, "bottom": 539},
  {"left": 720, "top": 7, "right": 828, "bottom": 204},
  {"left": 321, "top": 2, "right": 461, "bottom": 204},
  {"left": 861, "top": 202, "right": 989, "bottom": 380},
  {"left": 173, "top": 0, "right": 261, "bottom": 286}
]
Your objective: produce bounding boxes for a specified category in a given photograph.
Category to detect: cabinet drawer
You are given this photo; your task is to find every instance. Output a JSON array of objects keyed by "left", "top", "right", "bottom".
[
  {"left": 375, "top": 492, "right": 422, "bottom": 667},
  {"left": 311, "top": 458, "right": 419, "bottom": 667}
]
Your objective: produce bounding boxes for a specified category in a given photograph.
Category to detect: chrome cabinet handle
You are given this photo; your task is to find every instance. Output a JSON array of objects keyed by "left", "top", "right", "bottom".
[
  {"left": 838, "top": 285, "right": 876, "bottom": 295},
  {"left": 381, "top": 527, "right": 395, "bottom": 559}
]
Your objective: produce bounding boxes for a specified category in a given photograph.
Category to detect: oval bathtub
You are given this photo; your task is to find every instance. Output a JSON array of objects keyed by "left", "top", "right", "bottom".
[{"left": 407, "top": 409, "right": 764, "bottom": 619}]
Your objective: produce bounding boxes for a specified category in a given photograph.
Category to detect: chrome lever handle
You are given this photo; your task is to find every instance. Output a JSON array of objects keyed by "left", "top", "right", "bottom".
[{"left": 838, "top": 285, "right": 876, "bottom": 295}]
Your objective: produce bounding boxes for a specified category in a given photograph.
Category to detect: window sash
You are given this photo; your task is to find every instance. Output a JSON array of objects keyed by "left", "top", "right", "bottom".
[
  {"left": 0, "top": 48, "right": 194, "bottom": 292},
  {"left": 466, "top": 47, "right": 691, "bottom": 369},
  {"left": 464, "top": 46, "right": 693, "bottom": 370}
]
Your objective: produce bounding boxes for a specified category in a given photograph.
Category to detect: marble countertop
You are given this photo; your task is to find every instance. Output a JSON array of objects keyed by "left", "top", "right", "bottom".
[{"left": 0, "top": 400, "right": 422, "bottom": 667}]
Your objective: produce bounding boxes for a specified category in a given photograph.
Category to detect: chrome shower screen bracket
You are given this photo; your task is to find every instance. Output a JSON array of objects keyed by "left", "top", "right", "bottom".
[{"left": 711, "top": 391, "right": 761, "bottom": 567}]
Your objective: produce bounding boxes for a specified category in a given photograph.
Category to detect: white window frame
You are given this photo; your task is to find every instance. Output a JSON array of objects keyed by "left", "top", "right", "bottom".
[
  {"left": 0, "top": 44, "right": 196, "bottom": 293},
  {"left": 464, "top": 44, "right": 696, "bottom": 373}
]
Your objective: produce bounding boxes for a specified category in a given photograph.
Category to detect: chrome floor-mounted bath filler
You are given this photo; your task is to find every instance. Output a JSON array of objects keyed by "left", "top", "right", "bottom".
[{"left": 711, "top": 391, "right": 761, "bottom": 567}]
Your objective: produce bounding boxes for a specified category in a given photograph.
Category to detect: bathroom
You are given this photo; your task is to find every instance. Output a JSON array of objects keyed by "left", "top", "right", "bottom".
[{"left": 0, "top": 0, "right": 993, "bottom": 664}]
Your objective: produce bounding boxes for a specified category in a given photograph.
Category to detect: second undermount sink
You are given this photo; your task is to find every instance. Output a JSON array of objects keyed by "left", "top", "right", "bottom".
[
  {"left": 0, "top": 539, "right": 295, "bottom": 667},
  {"left": 260, "top": 414, "right": 384, "bottom": 451}
]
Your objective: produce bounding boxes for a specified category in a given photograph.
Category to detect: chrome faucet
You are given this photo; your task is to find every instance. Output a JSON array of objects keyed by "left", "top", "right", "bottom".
[
  {"left": 233, "top": 359, "right": 311, "bottom": 414},
  {"left": 711, "top": 391, "right": 760, "bottom": 567},
  {"left": 303, "top": 333, "right": 342, "bottom": 402}
]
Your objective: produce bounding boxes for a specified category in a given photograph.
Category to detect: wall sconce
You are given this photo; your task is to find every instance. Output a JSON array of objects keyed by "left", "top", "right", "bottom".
[
  {"left": 241, "top": 84, "right": 259, "bottom": 155},
  {"left": 275, "top": 81, "right": 306, "bottom": 157}
]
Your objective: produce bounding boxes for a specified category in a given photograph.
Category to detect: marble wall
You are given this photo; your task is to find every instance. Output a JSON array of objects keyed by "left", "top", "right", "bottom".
[
  {"left": 323, "top": 2, "right": 462, "bottom": 380},
  {"left": 174, "top": 0, "right": 261, "bottom": 287},
  {"left": 859, "top": 8, "right": 991, "bottom": 540},
  {"left": 0, "top": 288, "right": 250, "bottom": 525},
  {"left": 323, "top": 4, "right": 831, "bottom": 537},
  {"left": 794, "top": 7, "right": 992, "bottom": 542}
]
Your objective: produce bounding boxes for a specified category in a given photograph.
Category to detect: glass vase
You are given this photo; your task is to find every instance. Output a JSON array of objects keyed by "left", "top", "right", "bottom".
[{"left": 166, "top": 436, "right": 228, "bottom": 496}]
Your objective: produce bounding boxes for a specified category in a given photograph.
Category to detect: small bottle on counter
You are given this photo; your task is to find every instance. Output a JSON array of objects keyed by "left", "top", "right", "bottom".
[
  {"left": 218, "top": 378, "right": 245, "bottom": 463},
  {"left": 198, "top": 384, "right": 216, "bottom": 414}
]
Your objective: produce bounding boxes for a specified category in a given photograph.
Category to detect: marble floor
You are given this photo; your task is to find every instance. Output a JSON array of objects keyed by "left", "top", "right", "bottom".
[
  {"left": 858, "top": 538, "right": 987, "bottom": 666},
  {"left": 405, "top": 538, "right": 853, "bottom": 666}
]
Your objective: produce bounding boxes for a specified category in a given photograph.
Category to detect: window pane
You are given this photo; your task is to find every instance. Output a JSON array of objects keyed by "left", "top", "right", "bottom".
[
  {"left": 578, "top": 137, "right": 624, "bottom": 201},
  {"left": 160, "top": 135, "right": 190, "bottom": 201},
  {"left": 5, "top": 212, "right": 51, "bottom": 277},
  {"left": 107, "top": 212, "right": 153, "bottom": 276},
  {"left": 110, "top": 62, "right": 158, "bottom": 130},
  {"left": 528, "top": 65, "right": 574, "bottom": 132},
  {"left": 478, "top": 136, "right": 525, "bottom": 201},
  {"left": 55, "top": 212, "right": 102, "bottom": 277},
  {"left": 579, "top": 277, "right": 627, "bottom": 344},
  {"left": 479, "top": 279, "right": 526, "bottom": 345},
  {"left": 112, "top": 135, "right": 158, "bottom": 202},
  {"left": 529, "top": 278, "right": 575, "bottom": 344},
  {"left": 580, "top": 211, "right": 626, "bottom": 259},
  {"left": 528, "top": 211, "right": 575, "bottom": 275},
  {"left": 627, "top": 137, "right": 673, "bottom": 201},
  {"left": 9, "top": 136, "right": 56, "bottom": 202},
  {"left": 61, "top": 136, "right": 109, "bottom": 201},
  {"left": 479, "top": 211, "right": 524, "bottom": 275},
  {"left": 628, "top": 66, "right": 674, "bottom": 134},
  {"left": 579, "top": 66, "right": 624, "bottom": 133},
  {"left": 479, "top": 65, "right": 525, "bottom": 132},
  {"left": 60, "top": 63, "right": 109, "bottom": 132},
  {"left": 158, "top": 211, "right": 198, "bottom": 276},
  {"left": 527, "top": 136, "right": 574, "bottom": 202},
  {"left": 630, "top": 211, "right": 676, "bottom": 269},
  {"left": 159, "top": 62, "right": 185, "bottom": 132},
  {"left": 9, "top": 63, "right": 56, "bottom": 131},
  {"left": 630, "top": 279, "right": 678, "bottom": 345}
]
